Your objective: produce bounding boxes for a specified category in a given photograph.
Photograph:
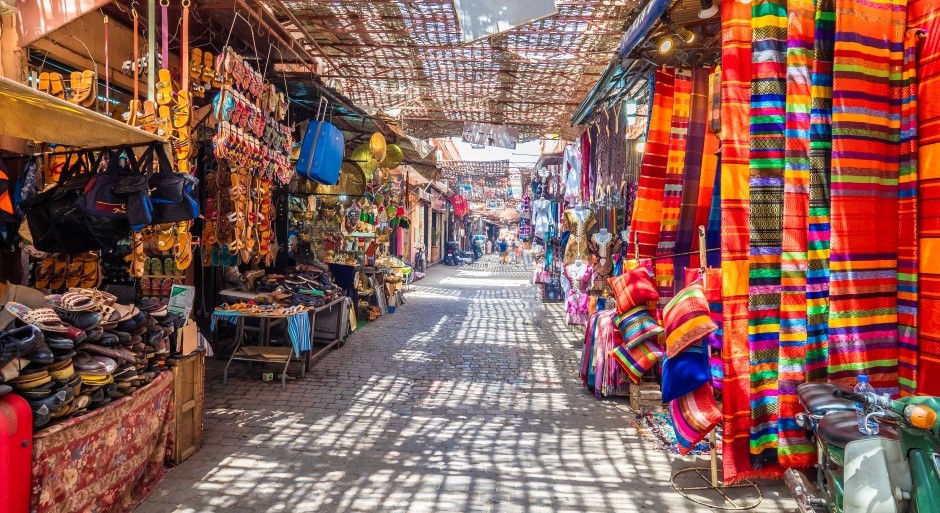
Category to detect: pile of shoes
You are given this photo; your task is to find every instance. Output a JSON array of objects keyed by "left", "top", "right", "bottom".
[
  {"left": 252, "top": 263, "right": 342, "bottom": 308},
  {"left": 0, "top": 288, "right": 174, "bottom": 429}
]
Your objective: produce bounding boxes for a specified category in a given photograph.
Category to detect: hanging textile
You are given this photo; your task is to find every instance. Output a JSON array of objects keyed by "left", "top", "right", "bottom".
[
  {"left": 674, "top": 68, "right": 715, "bottom": 278},
  {"left": 827, "top": 0, "right": 906, "bottom": 393},
  {"left": 896, "top": 29, "right": 920, "bottom": 396},
  {"left": 629, "top": 68, "right": 676, "bottom": 259},
  {"left": 692, "top": 119, "right": 721, "bottom": 269},
  {"left": 806, "top": 0, "right": 835, "bottom": 385},
  {"left": 719, "top": 0, "right": 757, "bottom": 484},
  {"left": 910, "top": 0, "right": 940, "bottom": 396},
  {"left": 777, "top": 0, "right": 815, "bottom": 469},
  {"left": 654, "top": 69, "right": 693, "bottom": 305},
  {"left": 747, "top": 0, "right": 788, "bottom": 469}
]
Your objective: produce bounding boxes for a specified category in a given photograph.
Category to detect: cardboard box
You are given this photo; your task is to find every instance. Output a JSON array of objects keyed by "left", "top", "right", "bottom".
[{"left": 178, "top": 320, "right": 200, "bottom": 355}]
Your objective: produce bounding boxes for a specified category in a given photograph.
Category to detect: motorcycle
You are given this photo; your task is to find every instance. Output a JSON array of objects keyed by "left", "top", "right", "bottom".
[
  {"left": 785, "top": 383, "right": 940, "bottom": 513},
  {"left": 444, "top": 241, "right": 460, "bottom": 266}
]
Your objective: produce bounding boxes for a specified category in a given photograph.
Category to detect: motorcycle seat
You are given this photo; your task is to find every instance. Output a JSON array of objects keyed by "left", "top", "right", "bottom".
[
  {"left": 797, "top": 382, "right": 856, "bottom": 415},
  {"left": 817, "top": 411, "right": 897, "bottom": 449}
]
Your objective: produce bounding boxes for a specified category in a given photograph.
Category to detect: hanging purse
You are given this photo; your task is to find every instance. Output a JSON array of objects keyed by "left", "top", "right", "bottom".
[{"left": 148, "top": 143, "right": 199, "bottom": 224}]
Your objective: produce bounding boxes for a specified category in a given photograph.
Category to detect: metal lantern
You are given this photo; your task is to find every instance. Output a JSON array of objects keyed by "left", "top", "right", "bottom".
[{"left": 370, "top": 132, "right": 387, "bottom": 163}]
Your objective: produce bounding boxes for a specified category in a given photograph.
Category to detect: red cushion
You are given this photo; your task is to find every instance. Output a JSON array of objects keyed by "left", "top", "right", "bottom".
[{"left": 608, "top": 263, "right": 658, "bottom": 314}]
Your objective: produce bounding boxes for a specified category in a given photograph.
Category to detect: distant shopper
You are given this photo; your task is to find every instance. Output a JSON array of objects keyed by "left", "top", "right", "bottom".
[
  {"left": 499, "top": 239, "right": 509, "bottom": 264},
  {"left": 485, "top": 239, "right": 492, "bottom": 255}
]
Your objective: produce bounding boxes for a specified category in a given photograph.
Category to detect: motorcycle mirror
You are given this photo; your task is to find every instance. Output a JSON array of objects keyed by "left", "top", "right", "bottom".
[{"left": 907, "top": 404, "right": 938, "bottom": 430}]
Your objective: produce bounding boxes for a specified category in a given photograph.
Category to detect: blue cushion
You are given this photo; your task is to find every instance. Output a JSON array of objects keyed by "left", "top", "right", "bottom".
[{"left": 661, "top": 341, "right": 710, "bottom": 403}]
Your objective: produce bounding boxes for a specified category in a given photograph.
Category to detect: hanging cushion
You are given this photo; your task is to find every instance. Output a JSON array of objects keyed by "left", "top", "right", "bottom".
[
  {"left": 609, "top": 338, "right": 664, "bottom": 384},
  {"left": 662, "top": 281, "right": 718, "bottom": 358},
  {"left": 608, "top": 264, "right": 658, "bottom": 314},
  {"left": 661, "top": 341, "right": 711, "bottom": 402},
  {"left": 614, "top": 305, "right": 664, "bottom": 349},
  {"left": 670, "top": 383, "right": 721, "bottom": 455}
]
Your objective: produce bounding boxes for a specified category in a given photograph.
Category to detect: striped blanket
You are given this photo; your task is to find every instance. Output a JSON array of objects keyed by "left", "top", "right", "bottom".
[
  {"left": 827, "top": 0, "right": 905, "bottom": 393},
  {"left": 630, "top": 68, "right": 676, "bottom": 259}
]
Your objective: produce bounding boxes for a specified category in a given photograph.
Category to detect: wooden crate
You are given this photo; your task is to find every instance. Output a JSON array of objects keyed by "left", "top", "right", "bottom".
[{"left": 169, "top": 351, "right": 204, "bottom": 465}]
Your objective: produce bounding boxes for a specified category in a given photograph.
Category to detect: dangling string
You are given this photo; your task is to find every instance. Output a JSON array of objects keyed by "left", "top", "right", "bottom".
[
  {"left": 103, "top": 15, "right": 110, "bottom": 114},
  {"left": 132, "top": 8, "right": 139, "bottom": 102},
  {"left": 160, "top": 0, "right": 169, "bottom": 72},
  {"left": 147, "top": 0, "right": 156, "bottom": 101},
  {"left": 181, "top": 0, "right": 190, "bottom": 93}
]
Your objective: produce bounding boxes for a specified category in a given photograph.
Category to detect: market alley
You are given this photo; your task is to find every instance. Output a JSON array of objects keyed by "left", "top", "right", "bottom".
[{"left": 138, "top": 257, "right": 792, "bottom": 513}]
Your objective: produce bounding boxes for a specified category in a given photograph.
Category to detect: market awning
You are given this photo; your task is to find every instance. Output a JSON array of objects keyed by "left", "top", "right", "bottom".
[{"left": 0, "top": 76, "right": 166, "bottom": 148}]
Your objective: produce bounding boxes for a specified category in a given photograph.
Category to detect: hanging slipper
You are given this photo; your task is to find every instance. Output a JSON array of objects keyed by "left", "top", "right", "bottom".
[
  {"left": 34, "top": 256, "right": 54, "bottom": 290},
  {"left": 49, "top": 73, "right": 66, "bottom": 99},
  {"left": 49, "top": 254, "right": 69, "bottom": 292},
  {"left": 156, "top": 224, "right": 176, "bottom": 252},
  {"left": 161, "top": 278, "right": 173, "bottom": 297},
  {"left": 155, "top": 105, "right": 172, "bottom": 138},
  {"left": 175, "top": 222, "right": 193, "bottom": 271},
  {"left": 174, "top": 126, "right": 191, "bottom": 160},
  {"left": 124, "top": 99, "right": 142, "bottom": 126},
  {"left": 67, "top": 71, "right": 82, "bottom": 104},
  {"left": 156, "top": 69, "right": 173, "bottom": 105},
  {"left": 38, "top": 72, "right": 50, "bottom": 94},
  {"left": 150, "top": 256, "right": 163, "bottom": 277},
  {"left": 76, "top": 253, "right": 101, "bottom": 289},
  {"left": 140, "top": 277, "right": 152, "bottom": 297},
  {"left": 202, "top": 51, "right": 215, "bottom": 86},
  {"left": 173, "top": 90, "right": 191, "bottom": 129},
  {"left": 164, "top": 257, "right": 175, "bottom": 277},
  {"left": 139, "top": 101, "right": 157, "bottom": 133},
  {"left": 70, "top": 70, "right": 96, "bottom": 108},
  {"left": 189, "top": 48, "right": 203, "bottom": 81},
  {"left": 65, "top": 254, "right": 83, "bottom": 290}
]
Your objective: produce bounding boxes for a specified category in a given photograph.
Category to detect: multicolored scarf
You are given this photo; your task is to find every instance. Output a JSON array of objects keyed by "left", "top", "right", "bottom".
[
  {"left": 720, "top": 0, "right": 758, "bottom": 484},
  {"left": 630, "top": 68, "right": 675, "bottom": 259},
  {"left": 777, "top": 0, "right": 815, "bottom": 469},
  {"left": 654, "top": 69, "right": 693, "bottom": 304},
  {"left": 827, "top": 0, "right": 906, "bottom": 393},
  {"left": 748, "top": 0, "right": 788, "bottom": 468},
  {"left": 910, "top": 0, "right": 940, "bottom": 396},
  {"left": 806, "top": 0, "right": 835, "bottom": 385},
  {"left": 896, "top": 29, "right": 920, "bottom": 396}
]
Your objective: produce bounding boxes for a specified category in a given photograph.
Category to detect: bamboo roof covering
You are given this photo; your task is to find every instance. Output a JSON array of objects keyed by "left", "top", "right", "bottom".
[{"left": 264, "top": 0, "right": 637, "bottom": 139}]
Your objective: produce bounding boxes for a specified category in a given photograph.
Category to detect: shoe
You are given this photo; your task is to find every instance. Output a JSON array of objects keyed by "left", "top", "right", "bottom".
[
  {"left": 52, "top": 350, "right": 77, "bottom": 362},
  {"left": 25, "top": 342, "right": 55, "bottom": 364},
  {"left": 86, "top": 327, "right": 104, "bottom": 341},
  {"left": 106, "top": 330, "right": 132, "bottom": 345},
  {"left": 53, "top": 310, "right": 102, "bottom": 330},
  {"left": 32, "top": 404, "right": 51, "bottom": 428},
  {"left": 0, "top": 325, "right": 44, "bottom": 368},
  {"left": 97, "top": 332, "right": 120, "bottom": 347},
  {"left": 45, "top": 337, "right": 74, "bottom": 351},
  {"left": 0, "top": 357, "right": 28, "bottom": 382},
  {"left": 73, "top": 352, "right": 107, "bottom": 373},
  {"left": 28, "top": 387, "right": 71, "bottom": 413}
]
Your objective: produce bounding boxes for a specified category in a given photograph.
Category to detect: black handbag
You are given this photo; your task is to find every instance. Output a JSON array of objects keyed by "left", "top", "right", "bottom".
[
  {"left": 81, "top": 146, "right": 153, "bottom": 231},
  {"left": 148, "top": 143, "right": 199, "bottom": 224},
  {"left": 23, "top": 152, "right": 128, "bottom": 253}
]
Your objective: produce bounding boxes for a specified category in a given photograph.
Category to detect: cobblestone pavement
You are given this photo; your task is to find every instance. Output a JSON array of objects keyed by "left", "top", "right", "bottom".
[{"left": 139, "top": 256, "right": 794, "bottom": 513}]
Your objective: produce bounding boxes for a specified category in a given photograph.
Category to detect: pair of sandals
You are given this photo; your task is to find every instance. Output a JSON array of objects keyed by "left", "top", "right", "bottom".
[
  {"left": 140, "top": 277, "right": 182, "bottom": 297},
  {"left": 143, "top": 256, "right": 184, "bottom": 277},
  {"left": 35, "top": 253, "right": 101, "bottom": 292},
  {"left": 38, "top": 71, "right": 96, "bottom": 108},
  {"left": 189, "top": 48, "right": 223, "bottom": 90}
]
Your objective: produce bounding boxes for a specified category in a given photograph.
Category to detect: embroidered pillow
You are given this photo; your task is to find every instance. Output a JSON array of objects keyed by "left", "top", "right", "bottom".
[
  {"left": 662, "top": 281, "right": 718, "bottom": 358},
  {"left": 608, "top": 263, "right": 658, "bottom": 315},
  {"left": 670, "top": 383, "right": 721, "bottom": 455},
  {"left": 609, "top": 338, "right": 664, "bottom": 384},
  {"left": 614, "top": 305, "right": 664, "bottom": 350}
]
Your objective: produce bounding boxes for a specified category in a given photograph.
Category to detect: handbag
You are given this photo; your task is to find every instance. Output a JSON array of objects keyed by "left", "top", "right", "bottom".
[
  {"left": 147, "top": 143, "right": 199, "bottom": 224},
  {"left": 23, "top": 152, "right": 126, "bottom": 253},
  {"left": 80, "top": 146, "right": 152, "bottom": 230}
]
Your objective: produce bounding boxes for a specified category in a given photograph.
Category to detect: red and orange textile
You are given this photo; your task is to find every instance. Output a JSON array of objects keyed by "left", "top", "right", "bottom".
[
  {"left": 911, "top": 0, "right": 940, "bottom": 395},
  {"left": 748, "top": 0, "right": 788, "bottom": 469},
  {"left": 31, "top": 372, "right": 174, "bottom": 513},
  {"left": 654, "top": 69, "right": 693, "bottom": 305},
  {"left": 777, "top": 0, "right": 816, "bottom": 469},
  {"left": 630, "top": 68, "right": 676, "bottom": 259},
  {"left": 720, "top": 0, "right": 758, "bottom": 484},
  {"left": 827, "top": 0, "right": 906, "bottom": 393}
]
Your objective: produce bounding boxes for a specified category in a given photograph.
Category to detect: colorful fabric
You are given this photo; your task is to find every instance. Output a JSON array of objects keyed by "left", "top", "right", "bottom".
[
  {"left": 708, "top": 68, "right": 722, "bottom": 134},
  {"left": 827, "top": 0, "right": 905, "bottom": 393},
  {"left": 896, "top": 29, "right": 919, "bottom": 396},
  {"left": 608, "top": 264, "right": 658, "bottom": 314},
  {"left": 705, "top": 164, "right": 723, "bottom": 269},
  {"left": 911, "top": 0, "right": 940, "bottom": 396},
  {"left": 663, "top": 281, "right": 718, "bottom": 358},
  {"left": 748, "top": 0, "right": 788, "bottom": 468},
  {"left": 614, "top": 305, "right": 664, "bottom": 349},
  {"left": 610, "top": 338, "right": 664, "bottom": 384},
  {"left": 31, "top": 372, "right": 174, "bottom": 513},
  {"left": 692, "top": 124, "right": 721, "bottom": 270},
  {"left": 633, "top": 411, "right": 723, "bottom": 455},
  {"left": 662, "top": 341, "right": 711, "bottom": 402},
  {"left": 630, "top": 69, "right": 675, "bottom": 259},
  {"left": 806, "top": 0, "right": 835, "bottom": 385},
  {"left": 719, "top": 0, "right": 756, "bottom": 484},
  {"left": 670, "top": 383, "right": 722, "bottom": 456},
  {"left": 777, "top": 0, "right": 816, "bottom": 469},
  {"left": 673, "top": 67, "right": 713, "bottom": 281},
  {"left": 654, "top": 69, "right": 693, "bottom": 304}
]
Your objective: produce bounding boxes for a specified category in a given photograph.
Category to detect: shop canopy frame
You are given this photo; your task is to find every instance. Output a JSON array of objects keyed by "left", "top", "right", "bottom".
[{"left": 256, "top": 0, "right": 638, "bottom": 140}]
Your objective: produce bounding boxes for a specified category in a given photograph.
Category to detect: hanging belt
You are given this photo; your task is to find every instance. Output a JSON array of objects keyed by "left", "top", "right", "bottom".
[
  {"left": 160, "top": 0, "right": 169, "bottom": 72},
  {"left": 181, "top": 0, "right": 190, "bottom": 93},
  {"left": 104, "top": 15, "right": 110, "bottom": 114}
]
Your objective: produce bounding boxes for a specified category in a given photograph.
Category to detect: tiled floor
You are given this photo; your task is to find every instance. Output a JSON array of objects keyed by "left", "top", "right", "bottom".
[{"left": 138, "top": 256, "right": 794, "bottom": 512}]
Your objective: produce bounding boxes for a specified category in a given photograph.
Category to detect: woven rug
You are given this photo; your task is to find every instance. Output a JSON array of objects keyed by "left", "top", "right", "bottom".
[
  {"left": 806, "top": 0, "right": 835, "bottom": 385},
  {"left": 777, "top": 0, "right": 816, "bottom": 469},
  {"left": 632, "top": 411, "right": 723, "bottom": 456},
  {"left": 896, "top": 29, "right": 919, "bottom": 396},
  {"left": 720, "top": 0, "right": 758, "bottom": 484},
  {"left": 827, "top": 0, "right": 905, "bottom": 393},
  {"left": 655, "top": 68, "right": 693, "bottom": 306},
  {"left": 630, "top": 68, "right": 675, "bottom": 259},
  {"left": 911, "top": 0, "right": 940, "bottom": 396},
  {"left": 748, "top": 0, "right": 788, "bottom": 469},
  {"left": 674, "top": 67, "right": 713, "bottom": 279}
]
